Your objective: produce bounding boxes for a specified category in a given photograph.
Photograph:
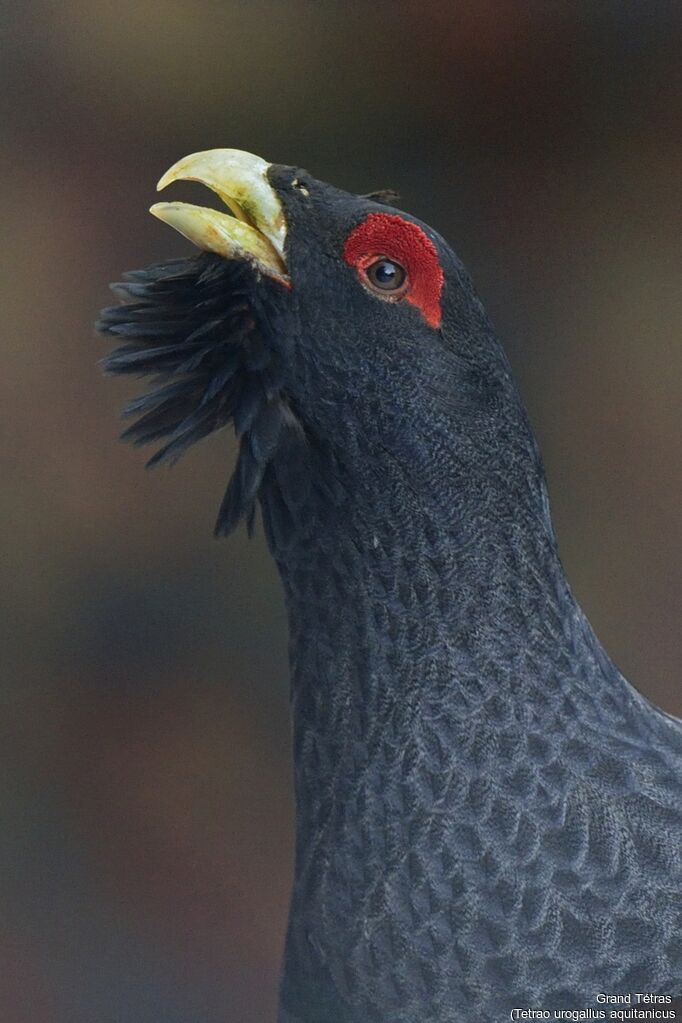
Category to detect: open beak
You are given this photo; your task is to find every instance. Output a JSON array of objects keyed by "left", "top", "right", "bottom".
[{"left": 150, "top": 149, "right": 289, "bottom": 283}]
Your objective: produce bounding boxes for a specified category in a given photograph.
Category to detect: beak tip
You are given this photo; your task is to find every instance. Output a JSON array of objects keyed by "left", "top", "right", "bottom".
[{"left": 149, "top": 202, "right": 176, "bottom": 223}]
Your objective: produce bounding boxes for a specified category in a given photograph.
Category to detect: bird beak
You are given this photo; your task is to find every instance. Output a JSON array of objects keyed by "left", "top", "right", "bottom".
[{"left": 150, "top": 148, "right": 289, "bottom": 283}]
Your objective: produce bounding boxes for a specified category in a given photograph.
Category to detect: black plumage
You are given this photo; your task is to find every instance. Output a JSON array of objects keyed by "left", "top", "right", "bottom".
[
  {"left": 99, "top": 255, "right": 297, "bottom": 535},
  {"left": 99, "top": 161, "right": 682, "bottom": 1021}
]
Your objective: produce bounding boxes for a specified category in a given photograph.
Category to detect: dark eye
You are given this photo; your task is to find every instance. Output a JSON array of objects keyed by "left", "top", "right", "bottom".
[{"left": 364, "top": 257, "right": 408, "bottom": 294}]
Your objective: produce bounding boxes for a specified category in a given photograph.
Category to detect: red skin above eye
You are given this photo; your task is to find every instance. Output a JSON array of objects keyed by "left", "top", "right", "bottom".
[{"left": 343, "top": 212, "right": 444, "bottom": 329}]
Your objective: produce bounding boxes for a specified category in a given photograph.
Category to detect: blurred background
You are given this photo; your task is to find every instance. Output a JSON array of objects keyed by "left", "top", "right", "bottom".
[{"left": 1, "top": 2, "right": 680, "bottom": 1020}]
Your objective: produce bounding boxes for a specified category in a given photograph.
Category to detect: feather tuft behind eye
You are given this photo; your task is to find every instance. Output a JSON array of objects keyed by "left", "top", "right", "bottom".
[
  {"left": 97, "top": 253, "right": 299, "bottom": 536},
  {"left": 362, "top": 188, "right": 401, "bottom": 206}
]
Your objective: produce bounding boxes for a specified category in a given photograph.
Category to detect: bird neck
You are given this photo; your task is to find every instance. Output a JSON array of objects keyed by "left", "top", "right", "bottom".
[{"left": 260, "top": 428, "right": 615, "bottom": 847}]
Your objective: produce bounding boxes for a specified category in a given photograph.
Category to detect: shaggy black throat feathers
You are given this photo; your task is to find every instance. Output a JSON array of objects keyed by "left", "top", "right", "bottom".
[{"left": 98, "top": 152, "right": 682, "bottom": 1022}]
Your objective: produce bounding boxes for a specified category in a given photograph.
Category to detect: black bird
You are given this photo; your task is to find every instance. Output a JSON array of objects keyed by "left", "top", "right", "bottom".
[{"left": 98, "top": 150, "right": 682, "bottom": 1022}]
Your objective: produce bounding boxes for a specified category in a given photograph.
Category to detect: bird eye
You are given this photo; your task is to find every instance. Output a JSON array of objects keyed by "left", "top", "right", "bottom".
[
  {"left": 363, "top": 257, "right": 408, "bottom": 295},
  {"left": 344, "top": 213, "right": 443, "bottom": 326}
]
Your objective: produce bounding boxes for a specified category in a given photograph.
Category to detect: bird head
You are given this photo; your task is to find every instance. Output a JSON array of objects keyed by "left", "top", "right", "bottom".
[{"left": 99, "top": 149, "right": 537, "bottom": 541}]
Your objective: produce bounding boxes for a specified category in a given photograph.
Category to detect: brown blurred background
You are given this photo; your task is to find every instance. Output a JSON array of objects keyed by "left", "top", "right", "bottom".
[{"left": 1, "top": 2, "right": 680, "bottom": 1021}]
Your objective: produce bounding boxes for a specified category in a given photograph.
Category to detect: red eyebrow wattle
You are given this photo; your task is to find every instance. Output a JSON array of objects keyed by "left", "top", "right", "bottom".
[{"left": 343, "top": 212, "right": 444, "bottom": 329}]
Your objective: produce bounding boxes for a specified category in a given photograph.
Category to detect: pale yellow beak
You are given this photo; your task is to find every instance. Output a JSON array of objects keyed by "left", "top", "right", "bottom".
[{"left": 150, "top": 149, "right": 288, "bottom": 281}]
